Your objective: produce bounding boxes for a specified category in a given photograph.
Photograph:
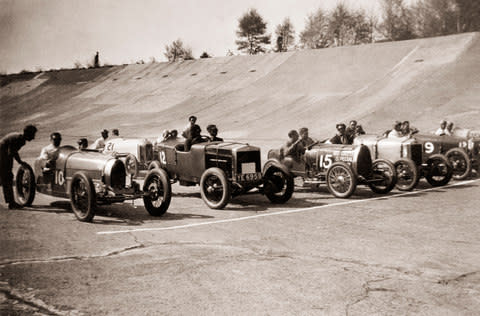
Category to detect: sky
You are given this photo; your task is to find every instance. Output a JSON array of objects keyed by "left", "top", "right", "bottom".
[{"left": 0, "top": 0, "right": 381, "bottom": 74}]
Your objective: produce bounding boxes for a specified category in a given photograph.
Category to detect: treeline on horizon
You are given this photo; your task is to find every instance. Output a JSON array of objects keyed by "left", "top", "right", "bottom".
[
  {"left": 166, "top": 0, "right": 480, "bottom": 61},
  {"left": 3, "top": 0, "right": 479, "bottom": 75}
]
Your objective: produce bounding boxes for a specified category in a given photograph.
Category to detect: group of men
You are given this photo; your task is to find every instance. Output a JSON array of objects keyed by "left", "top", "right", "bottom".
[
  {"left": 181, "top": 116, "right": 223, "bottom": 151},
  {"left": 327, "top": 120, "right": 366, "bottom": 145},
  {"left": 386, "top": 120, "right": 419, "bottom": 138},
  {"left": 435, "top": 120, "right": 455, "bottom": 136},
  {"left": 282, "top": 127, "right": 316, "bottom": 160}
]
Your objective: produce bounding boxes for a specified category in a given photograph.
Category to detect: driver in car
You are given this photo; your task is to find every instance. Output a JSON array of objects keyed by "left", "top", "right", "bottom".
[{"left": 38, "top": 132, "right": 62, "bottom": 171}]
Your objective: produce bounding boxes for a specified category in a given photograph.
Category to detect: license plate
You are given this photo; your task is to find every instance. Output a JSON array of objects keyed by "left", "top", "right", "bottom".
[
  {"left": 236, "top": 172, "right": 261, "bottom": 182},
  {"left": 241, "top": 162, "right": 256, "bottom": 174}
]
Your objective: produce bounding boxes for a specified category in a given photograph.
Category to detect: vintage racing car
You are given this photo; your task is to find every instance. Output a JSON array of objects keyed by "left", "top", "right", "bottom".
[
  {"left": 14, "top": 146, "right": 171, "bottom": 222},
  {"left": 413, "top": 134, "right": 479, "bottom": 180},
  {"left": 267, "top": 143, "right": 397, "bottom": 198},
  {"left": 154, "top": 138, "right": 294, "bottom": 209},
  {"left": 354, "top": 134, "right": 453, "bottom": 191},
  {"left": 102, "top": 138, "right": 155, "bottom": 178}
]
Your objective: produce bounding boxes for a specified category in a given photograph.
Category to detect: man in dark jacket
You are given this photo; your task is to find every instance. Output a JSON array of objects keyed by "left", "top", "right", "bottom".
[
  {"left": 328, "top": 123, "right": 349, "bottom": 144},
  {"left": 0, "top": 125, "right": 37, "bottom": 209}
]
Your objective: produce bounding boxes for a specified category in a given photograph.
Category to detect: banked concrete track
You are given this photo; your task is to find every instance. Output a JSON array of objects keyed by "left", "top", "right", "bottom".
[{"left": 1, "top": 32, "right": 479, "bottom": 155}]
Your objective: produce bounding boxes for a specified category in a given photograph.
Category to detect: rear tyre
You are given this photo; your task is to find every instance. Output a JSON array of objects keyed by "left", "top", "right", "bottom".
[
  {"left": 263, "top": 167, "right": 294, "bottom": 204},
  {"left": 326, "top": 162, "right": 357, "bottom": 198},
  {"left": 200, "top": 168, "right": 231, "bottom": 209},
  {"left": 15, "top": 163, "right": 36, "bottom": 206},
  {"left": 70, "top": 172, "right": 96, "bottom": 222},
  {"left": 368, "top": 159, "right": 397, "bottom": 194},
  {"left": 446, "top": 148, "right": 471, "bottom": 180},
  {"left": 148, "top": 160, "right": 162, "bottom": 170},
  {"left": 143, "top": 168, "right": 171, "bottom": 216},
  {"left": 425, "top": 154, "right": 453, "bottom": 187},
  {"left": 394, "top": 158, "right": 419, "bottom": 191}
]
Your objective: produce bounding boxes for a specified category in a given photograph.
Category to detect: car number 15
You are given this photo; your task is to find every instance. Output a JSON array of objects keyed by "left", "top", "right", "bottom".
[{"left": 318, "top": 154, "right": 333, "bottom": 169}]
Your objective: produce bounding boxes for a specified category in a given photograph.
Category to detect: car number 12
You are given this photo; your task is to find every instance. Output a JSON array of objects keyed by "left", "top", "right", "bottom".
[{"left": 159, "top": 151, "right": 167, "bottom": 164}]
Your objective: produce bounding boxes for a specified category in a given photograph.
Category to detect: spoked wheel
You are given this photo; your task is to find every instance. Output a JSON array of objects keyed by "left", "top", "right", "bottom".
[
  {"left": 200, "top": 168, "right": 231, "bottom": 209},
  {"left": 143, "top": 168, "right": 171, "bottom": 216},
  {"left": 446, "top": 148, "right": 471, "bottom": 180},
  {"left": 368, "top": 159, "right": 397, "bottom": 194},
  {"left": 425, "top": 154, "right": 453, "bottom": 187},
  {"left": 394, "top": 158, "right": 419, "bottom": 191},
  {"left": 15, "top": 163, "right": 36, "bottom": 206},
  {"left": 69, "top": 172, "right": 96, "bottom": 222},
  {"left": 326, "top": 162, "right": 357, "bottom": 198},
  {"left": 263, "top": 167, "right": 294, "bottom": 203}
]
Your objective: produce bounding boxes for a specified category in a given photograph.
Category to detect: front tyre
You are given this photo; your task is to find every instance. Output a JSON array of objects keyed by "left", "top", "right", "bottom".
[
  {"left": 368, "top": 159, "right": 397, "bottom": 194},
  {"left": 446, "top": 148, "right": 471, "bottom": 180},
  {"left": 394, "top": 158, "right": 419, "bottom": 191},
  {"left": 70, "top": 172, "right": 96, "bottom": 222},
  {"left": 15, "top": 163, "right": 36, "bottom": 206},
  {"left": 200, "top": 168, "right": 231, "bottom": 209},
  {"left": 425, "top": 154, "right": 453, "bottom": 187},
  {"left": 143, "top": 168, "right": 171, "bottom": 216},
  {"left": 326, "top": 162, "right": 357, "bottom": 198},
  {"left": 263, "top": 167, "right": 294, "bottom": 204}
]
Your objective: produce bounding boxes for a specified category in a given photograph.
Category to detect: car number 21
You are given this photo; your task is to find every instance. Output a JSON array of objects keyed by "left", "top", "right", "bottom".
[{"left": 318, "top": 154, "right": 333, "bottom": 169}]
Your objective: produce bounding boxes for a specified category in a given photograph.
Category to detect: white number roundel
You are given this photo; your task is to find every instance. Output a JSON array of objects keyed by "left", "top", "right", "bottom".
[{"left": 424, "top": 142, "right": 434, "bottom": 154}]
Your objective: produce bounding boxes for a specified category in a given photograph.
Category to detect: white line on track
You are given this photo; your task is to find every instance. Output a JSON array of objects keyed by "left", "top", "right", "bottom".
[{"left": 97, "top": 179, "right": 479, "bottom": 235}]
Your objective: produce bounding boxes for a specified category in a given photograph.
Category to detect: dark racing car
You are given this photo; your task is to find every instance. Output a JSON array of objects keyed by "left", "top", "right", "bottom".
[{"left": 153, "top": 138, "right": 293, "bottom": 209}]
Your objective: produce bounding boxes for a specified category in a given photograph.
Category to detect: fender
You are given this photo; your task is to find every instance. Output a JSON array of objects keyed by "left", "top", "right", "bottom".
[
  {"left": 262, "top": 158, "right": 292, "bottom": 177},
  {"left": 148, "top": 160, "right": 162, "bottom": 170}
]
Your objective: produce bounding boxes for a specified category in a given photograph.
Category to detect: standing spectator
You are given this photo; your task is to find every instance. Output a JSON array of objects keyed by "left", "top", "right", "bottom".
[
  {"left": 94, "top": 51, "right": 100, "bottom": 68},
  {"left": 0, "top": 125, "right": 37, "bottom": 209},
  {"left": 182, "top": 115, "right": 198, "bottom": 139}
]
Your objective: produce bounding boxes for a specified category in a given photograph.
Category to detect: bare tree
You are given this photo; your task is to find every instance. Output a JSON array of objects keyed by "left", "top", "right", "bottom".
[
  {"left": 164, "top": 39, "right": 194, "bottom": 62},
  {"left": 236, "top": 9, "right": 271, "bottom": 54},
  {"left": 454, "top": 0, "right": 480, "bottom": 32},
  {"left": 275, "top": 17, "right": 295, "bottom": 52},
  {"left": 300, "top": 8, "right": 332, "bottom": 49}
]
